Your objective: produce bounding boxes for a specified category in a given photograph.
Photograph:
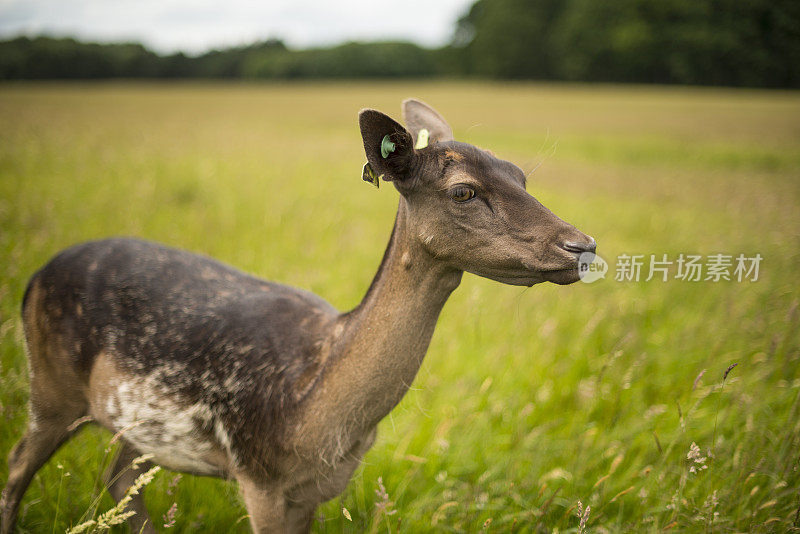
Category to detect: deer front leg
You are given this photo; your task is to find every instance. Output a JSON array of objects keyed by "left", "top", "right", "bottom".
[
  {"left": 238, "top": 477, "right": 290, "bottom": 534},
  {"left": 285, "top": 501, "right": 317, "bottom": 533},
  {"left": 104, "top": 442, "right": 156, "bottom": 534}
]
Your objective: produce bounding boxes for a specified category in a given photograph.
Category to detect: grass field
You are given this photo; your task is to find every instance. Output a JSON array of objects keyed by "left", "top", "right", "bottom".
[{"left": 1, "top": 81, "right": 799, "bottom": 532}]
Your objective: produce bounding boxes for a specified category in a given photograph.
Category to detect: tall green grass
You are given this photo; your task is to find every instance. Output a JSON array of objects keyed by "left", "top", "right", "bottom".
[{"left": 1, "top": 82, "right": 798, "bottom": 532}]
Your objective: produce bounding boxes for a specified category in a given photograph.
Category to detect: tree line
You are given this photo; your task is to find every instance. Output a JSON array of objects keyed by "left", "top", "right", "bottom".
[{"left": 1, "top": 0, "right": 798, "bottom": 87}]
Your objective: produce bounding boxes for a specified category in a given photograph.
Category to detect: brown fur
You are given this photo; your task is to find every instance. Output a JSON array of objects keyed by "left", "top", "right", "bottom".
[{"left": 444, "top": 149, "right": 464, "bottom": 161}]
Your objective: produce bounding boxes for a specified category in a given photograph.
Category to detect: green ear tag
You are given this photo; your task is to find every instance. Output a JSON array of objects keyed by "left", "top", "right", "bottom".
[
  {"left": 362, "top": 161, "right": 381, "bottom": 188},
  {"left": 414, "top": 128, "right": 429, "bottom": 149},
  {"left": 380, "top": 135, "right": 396, "bottom": 158}
]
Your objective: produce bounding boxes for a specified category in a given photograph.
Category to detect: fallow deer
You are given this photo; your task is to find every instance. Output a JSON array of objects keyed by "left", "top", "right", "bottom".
[{"left": 1, "top": 99, "right": 595, "bottom": 533}]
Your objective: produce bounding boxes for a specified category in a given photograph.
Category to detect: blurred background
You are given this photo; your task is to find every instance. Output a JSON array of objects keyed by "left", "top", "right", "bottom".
[
  {"left": 1, "top": 1, "right": 799, "bottom": 533},
  {"left": 1, "top": 0, "right": 799, "bottom": 87}
]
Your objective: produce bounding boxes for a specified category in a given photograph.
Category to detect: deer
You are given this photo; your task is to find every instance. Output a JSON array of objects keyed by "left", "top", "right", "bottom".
[{"left": 0, "top": 99, "right": 595, "bottom": 533}]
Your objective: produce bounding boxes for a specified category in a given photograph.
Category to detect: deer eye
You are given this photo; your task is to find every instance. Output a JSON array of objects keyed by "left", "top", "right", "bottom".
[{"left": 449, "top": 185, "right": 476, "bottom": 203}]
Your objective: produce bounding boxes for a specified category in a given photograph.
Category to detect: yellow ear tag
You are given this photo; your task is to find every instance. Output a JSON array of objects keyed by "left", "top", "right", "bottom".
[
  {"left": 414, "top": 128, "right": 429, "bottom": 149},
  {"left": 362, "top": 161, "right": 382, "bottom": 188}
]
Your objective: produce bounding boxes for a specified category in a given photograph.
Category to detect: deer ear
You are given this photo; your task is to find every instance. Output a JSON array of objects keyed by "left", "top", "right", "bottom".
[
  {"left": 359, "top": 109, "right": 415, "bottom": 183},
  {"left": 402, "top": 98, "right": 454, "bottom": 146}
]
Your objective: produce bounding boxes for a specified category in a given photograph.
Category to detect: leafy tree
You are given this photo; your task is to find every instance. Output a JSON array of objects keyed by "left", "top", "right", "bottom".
[
  {"left": 455, "top": 0, "right": 564, "bottom": 78},
  {"left": 1, "top": 1, "right": 798, "bottom": 88},
  {"left": 456, "top": 0, "right": 800, "bottom": 87}
]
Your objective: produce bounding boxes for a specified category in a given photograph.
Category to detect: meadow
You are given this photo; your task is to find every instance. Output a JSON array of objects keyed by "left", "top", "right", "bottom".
[{"left": 0, "top": 81, "right": 799, "bottom": 532}]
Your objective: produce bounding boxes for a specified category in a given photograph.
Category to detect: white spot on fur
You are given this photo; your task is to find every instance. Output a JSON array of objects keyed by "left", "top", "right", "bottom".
[
  {"left": 108, "top": 373, "right": 222, "bottom": 475},
  {"left": 401, "top": 251, "right": 412, "bottom": 270},
  {"left": 214, "top": 419, "right": 232, "bottom": 453},
  {"left": 27, "top": 404, "right": 39, "bottom": 432},
  {"left": 105, "top": 395, "right": 117, "bottom": 419}
]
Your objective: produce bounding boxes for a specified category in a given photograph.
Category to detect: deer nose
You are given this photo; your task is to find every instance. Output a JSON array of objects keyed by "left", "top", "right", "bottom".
[{"left": 561, "top": 237, "right": 597, "bottom": 255}]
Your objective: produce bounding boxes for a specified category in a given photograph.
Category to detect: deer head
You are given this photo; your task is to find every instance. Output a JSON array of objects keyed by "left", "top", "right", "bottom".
[{"left": 359, "top": 99, "right": 595, "bottom": 286}]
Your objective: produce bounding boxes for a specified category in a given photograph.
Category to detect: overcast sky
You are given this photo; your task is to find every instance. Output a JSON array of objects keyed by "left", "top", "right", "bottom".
[{"left": 0, "top": 0, "right": 474, "bottom": 54}]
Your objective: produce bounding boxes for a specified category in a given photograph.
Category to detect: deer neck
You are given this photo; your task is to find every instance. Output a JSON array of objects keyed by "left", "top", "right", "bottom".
[{"left": 303, "top": 197, "right": 462, "bottom": 443}]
